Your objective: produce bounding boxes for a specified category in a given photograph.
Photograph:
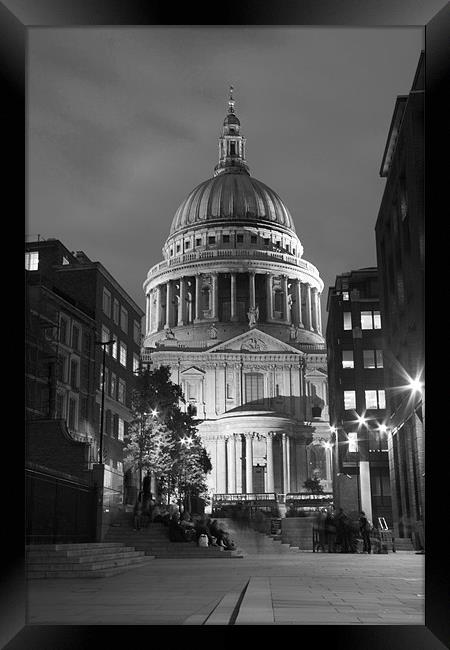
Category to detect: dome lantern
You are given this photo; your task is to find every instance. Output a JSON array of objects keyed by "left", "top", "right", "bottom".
[{"left": 214, "top": 85, "right": 250, "bottom": 176}]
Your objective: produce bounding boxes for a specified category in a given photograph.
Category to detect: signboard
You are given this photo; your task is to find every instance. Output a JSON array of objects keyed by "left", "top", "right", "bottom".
[{"left": 270, "top": 518, "right": 282, "bottom": 535}]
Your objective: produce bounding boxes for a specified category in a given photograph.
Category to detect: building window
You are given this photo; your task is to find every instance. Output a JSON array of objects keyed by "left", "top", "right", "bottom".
[
  {"left": 118, "top": 379, "right": 126, "bottom": 404},
  {"left": 113, "top": 298, "right": 119, "bottom": 324},
  {"left": 118, "top": 418, "right": 124, "bottom": 441},
  {"left": 361, "top": 310, "right": 382, "bottom": 330},
  {"left": 196, "top": 238, "right": 202, "bottom": 247},
  {"left": 103, "top": 288, "right": 111, "bottom": 317},
  {"left": 112, "top": 339, "right": 118, "bottom": 359},
  {"left": 342, "top": 291, "right": 349, "bottom": 301},
  {"left": 365, "top": 389, "right": 386, "bottom": 409},
  {"left": 72, "top": 324, "right": 80, "bottom": 351},
  {"left": 363, "top": 349, "right": 384, "bottom": 368},
  {"left": 59, "top": 316, "right": 69, "bottom": 345},
  {"left": 342, "top": 350, "right": 354, "bottom": 369},
  {"left": 343, "top": 312, "right": 352, "bottom": 330},
  {"left": 237, "top": 234, "right": 244, "bottom": 243},
  {"left": 208, "top": 236, "right": 216, "bottom": 245},
  {"left": 119, "top": 342, "right": 127, "bottom": 367},
  {"left": 176, "top": 244, "right": 180, "bottom": 253},
  {"left": 120, "top": 307, "right": 128, "bottom": 333},
  {"left": 67, "top": 397, "right": 77, "bottom": 429},
  {"left": 201, "top": 286, "right": 210, "bottom": 311},
  {"left": 70, "top": 359, "right": 79, "bottom": 389},
  {"left": 226, "top": 383, "right": 233, "bottom": 399},
  {"left": 25, "top": 251, "right": 39, "bottom": 270},
  {"left": 264, "top": 238, "right": 270, "bottom": 246},
  {"left": 58, "top": 355, "right": 68, "bottom": 383},
  {"left": 251, "top": 235, "right": 257, "bottom": 244},
  {"left": 344, "top": 390, "right": 356, "bottom": 410},
  {"left": 110, "top": 373, "right": 117, "bottom": 399},
  {"left": 274, "top": 290, "right": 283, "bottom": 314},
  {"left": 105, "top": 409, "right": 111, "bottom": 435},
  {"left": 133, "top": 354, "right": 140, "bottom": 374},
  {"left": 56, "top": 392, "right": 65, "bottom": 419},
  {"left": 101, "top": 326, "right": 110, "bottom": 351},
  {"left": 133, "top": 320, "right": 141, "bottom": 345},
  {"left": 223, "top": 234, "right": 230, "bottom": 243},
  {"left": 348, "top": 432, "right": 358, "bottom": 452},
  {"left": 245, "top": 373, "right": 264, "bottom": 405}
]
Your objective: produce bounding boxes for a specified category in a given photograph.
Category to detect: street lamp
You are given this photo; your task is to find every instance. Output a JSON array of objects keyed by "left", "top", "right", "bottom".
[
  {"left": 95, "top": 338, "right": 115, "bottom": 465},
  {"left": 178, "top": 435, "right": 194, "bottom": 514}
]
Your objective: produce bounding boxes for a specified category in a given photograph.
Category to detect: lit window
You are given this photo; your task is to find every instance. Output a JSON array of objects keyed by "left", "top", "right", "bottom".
[
  {"left": 117, "top": 460, "right": 123, "bottom": 474},
  {"left": 361, "top": 310, "right": 382, "bottom": 330},
  {"left": 342, "top": 350, "right": 354, "bottom": 368},
  {"left": 348, "top": 432, "right": 358, "bottom": 452},
  {"left": 133, "top": 354, "right": 140, "bottom": 373},
  {"left": 118, "top": 418, "right": 124, "bottom": 441},
  {"left": 102, "top": 288, "right": 111, "bottom": 317},
  {"left": 119, "top": 342, "right": 127, "bottom": 367},
  {"left": 365, "top": 389, "right": 386, "bottom": 409},
  {"left": 376, "top": 350, "right": 384, "bottom": 368},
  {"left": 343, "top": 312, "right": 352, "bottom": 330},
  {"left": 25, "top": 251, "right": 39, "bottom": 270},
  {"left": 344, "top": 390, "right": 356, "bottom": 410},
  {"left": 120, "top": 307, "right": 128, "bottom": 333},
  {"left": 110, "top": 373, "right": 117, "bottom": 399},
  {"left": 112, "top": 339, "right": 118, "bottom": 359},
  {"left": 363, "top": 350, "right": 376, "bottom": 368},
  {"left": 342, "top": 291, "right": 349, "bottom": 301}
]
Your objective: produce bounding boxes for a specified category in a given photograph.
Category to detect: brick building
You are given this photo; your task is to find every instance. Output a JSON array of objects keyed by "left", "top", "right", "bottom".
[
  {"left": 375, "top": 53, "right": 424, "bottom": 547},
  {"left": 25, "top": 239, "right": 144, "bottom": 503},
  {"left": 326, "top": 267, "right": 392, "bottom": 527}
]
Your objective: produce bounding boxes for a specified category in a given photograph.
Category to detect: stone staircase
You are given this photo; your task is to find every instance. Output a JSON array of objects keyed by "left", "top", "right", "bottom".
[
  {"left": 26, "top": 542, "right": 152, "bottom": 578},
  {"left": 216, "top": 519, "right": 300, "bottom": 554},
  {"left": 104, "top": 513, "right": 243, "bottom": 559}
]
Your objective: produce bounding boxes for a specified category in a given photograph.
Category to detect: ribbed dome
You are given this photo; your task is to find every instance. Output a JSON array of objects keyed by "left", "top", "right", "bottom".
[{"left": 170, "top": 170, "right": 296, "bottom": 234}]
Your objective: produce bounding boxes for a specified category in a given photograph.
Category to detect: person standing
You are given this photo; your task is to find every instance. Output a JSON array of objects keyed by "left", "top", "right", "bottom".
[{"left": 359, "top": 511, "right": 371, "bottom": 554}]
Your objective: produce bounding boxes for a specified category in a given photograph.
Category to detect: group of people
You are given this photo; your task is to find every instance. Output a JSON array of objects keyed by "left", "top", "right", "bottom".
[
  {"left": 314, "top": 507, "right": 374, "bottom": 553},
  {"left": 167, "top": 512, "right": 236, "bottom": 550}
]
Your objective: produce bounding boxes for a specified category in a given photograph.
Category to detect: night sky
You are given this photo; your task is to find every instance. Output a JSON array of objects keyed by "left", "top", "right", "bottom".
[{"left": 28, "top": 27, "right": 423, "bottom": 324}]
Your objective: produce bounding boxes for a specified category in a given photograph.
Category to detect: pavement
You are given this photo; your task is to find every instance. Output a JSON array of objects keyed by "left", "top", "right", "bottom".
[{"left": 26, "top": 550, "right": 424, "bottom": 625}]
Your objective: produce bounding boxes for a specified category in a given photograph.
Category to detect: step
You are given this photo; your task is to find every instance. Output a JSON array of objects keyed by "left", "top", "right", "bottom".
[
  {"left": 27, "top": 550, "right": 145, "bottom": 564},
  {"left": 27, "top": 559, "right": 153, "bottom": 579},
  {"left": 27, "top": 554, "right": 149, "bottom": 573},
  {"left": 26, "top": 542, "right": 125, "bottom": 551},
  {"left": 26, "top": 545, "right": 136, "bottom": 559}
]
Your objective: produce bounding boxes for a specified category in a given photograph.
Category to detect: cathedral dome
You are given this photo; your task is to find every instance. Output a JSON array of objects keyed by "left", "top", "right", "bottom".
[{"left": 170, "top": 171, "right": 296, "bottom": 234}]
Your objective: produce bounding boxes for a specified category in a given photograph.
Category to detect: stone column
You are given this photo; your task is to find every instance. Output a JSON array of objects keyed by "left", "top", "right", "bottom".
[
  {"left": 286, "top": 435, "right": 291, "bottom": 493},
  {"left": 165, "top": 280, "right": 172, "bottom": 328},
  {"left": 266, "top": 274, "right": 273, "bottom": 322},
  {"left": 295, "top": 280, "right": 303, "bottom": 327},
  {"left": 235, "top": 435, "right": 243, "bottom": 493},
  {"left": 282, "top": 275, "right": 289, "bottom": 323},
  {"left": 249, "top": 271, "right": 256, "bottom": 310},
  {"left": 317, "top": 292, "right": 322, "bottom": 334},
  {"left": 178, "top": 278, "right": 185, "bottom": 326},
  {"left": 230, "top": 272, "right": 238, "bottom": 321},
  {"left": 216, "top": 437, "right": 227, "bottom": 494},
  {"left": 145, "top": 292, "right": 151, "bottom": 335},
  {"left": 304, "top": 284, "right": 312, "bottom": 331},
  {"left": 227, "top": 435, "right": 236, "bottom": 493},
  {"left": 212, "top": 273, "right": 219, "bottom": 320},
  {"left": 245, "top": 434, "right": 253, "bottom": 494},
  {"left": 266, "top": 432, "right": 275, "bottom": 493},
  {"left": 155, "top": 286, "right": 161, "bottom": 331},
  {"left": 311, "top": 287, "right": 318, "bottom": 332},
  {"left": 194, "top": 275, "right": 201, "bottom": 322},
  {"left": 282, "top": 433, "right": 289, "bottom": 494}
]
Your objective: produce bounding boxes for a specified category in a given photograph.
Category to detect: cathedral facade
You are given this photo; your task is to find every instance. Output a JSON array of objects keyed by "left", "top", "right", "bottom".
[{"left": 142, "top": 90, "right": 332, "bottom": 505}]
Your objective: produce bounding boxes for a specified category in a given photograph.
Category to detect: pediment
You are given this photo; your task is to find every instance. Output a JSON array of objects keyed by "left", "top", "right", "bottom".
[
  {"left": 180, "top": 366, "right": 206, "bottom": 376},
  {"left": 305, "top": 368, "right": 328, "bottom": 378},
  {"left": 207, "top": 328, "right": 303, "bottom": 354}
]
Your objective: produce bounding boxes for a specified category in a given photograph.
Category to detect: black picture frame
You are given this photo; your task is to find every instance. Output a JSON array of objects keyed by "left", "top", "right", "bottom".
[{"left": 5, "top": 0, "right": 449, "bottom": 647}]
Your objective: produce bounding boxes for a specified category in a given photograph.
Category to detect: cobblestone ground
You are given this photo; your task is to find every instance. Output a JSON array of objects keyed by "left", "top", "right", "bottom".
[{"left": 26, "top": 551, "right": 424, "bottom": 625}]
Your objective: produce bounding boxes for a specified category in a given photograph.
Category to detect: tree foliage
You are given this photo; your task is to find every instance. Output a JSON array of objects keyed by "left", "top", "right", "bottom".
[{"left": 123, "top": 365, "right": 211, "bottom": 508}]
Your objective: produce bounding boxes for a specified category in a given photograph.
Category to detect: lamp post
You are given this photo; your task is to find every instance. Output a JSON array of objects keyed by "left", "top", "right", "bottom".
[
  {"left": 95, "top": 338, "right": 115, "bottom": 465},
  {"left": 178, "top": 435, "right": 194, "bottom": 514}
]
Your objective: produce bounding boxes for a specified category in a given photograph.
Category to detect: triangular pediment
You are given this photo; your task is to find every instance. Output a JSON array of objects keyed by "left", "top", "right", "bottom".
[
  {"left": 207, "top": 328, "right": 303, "bottom": 354},
  {"left": 305, "top": 368, "right": 328, "bottom": 378},
  {"left": 180, "top": 366, "right": 206, "bottom": 376}
]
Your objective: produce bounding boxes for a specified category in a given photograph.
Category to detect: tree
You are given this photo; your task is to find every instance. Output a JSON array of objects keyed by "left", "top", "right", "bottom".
[
  {"left": 124, "top": 364, "right": 211, "bottom": 509},
  {"left": 303, "top": 475, "right": 325, "bottom": 494}
]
